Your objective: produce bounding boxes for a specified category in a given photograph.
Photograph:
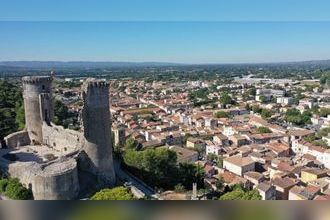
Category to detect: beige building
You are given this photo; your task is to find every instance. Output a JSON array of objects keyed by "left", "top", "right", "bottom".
[
  {"left": 257, "top": 182, "right": 276, "bottom": 200},
  {"left": 223, "top": 156, "right": 255, "bottom": 176},
  {"left": 272, "top": 177, "right": 298, "bottom": 200}
]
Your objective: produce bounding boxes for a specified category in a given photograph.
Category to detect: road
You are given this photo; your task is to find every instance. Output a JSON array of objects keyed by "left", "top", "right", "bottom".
[{"left": 114, "top": 160, "right": 158, "bottom": 199}]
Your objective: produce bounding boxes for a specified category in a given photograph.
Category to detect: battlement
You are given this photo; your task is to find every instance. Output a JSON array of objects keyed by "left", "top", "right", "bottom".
[
  {"left": 83, "top": 79, "right": 109, "bottom": 92},
  {"left": 39, "top": 93, "right": 52, "bottom": 98},
  {"left": 22, "top": 76, "right": 52, "bottom": 84}
]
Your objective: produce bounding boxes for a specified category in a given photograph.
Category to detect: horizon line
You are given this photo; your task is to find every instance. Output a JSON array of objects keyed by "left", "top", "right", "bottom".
[{"left": 1, "top": 58, "right": 330, "bottom": 66}]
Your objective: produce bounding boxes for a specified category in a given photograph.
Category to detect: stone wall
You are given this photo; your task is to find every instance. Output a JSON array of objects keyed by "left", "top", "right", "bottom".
[
  {"left": 3, "top": 130, "right": 30, "bottom": 148},
  {"left": 42, "top": 123, "right": 84, "bottom": 154},
  {"left": 82, "top": 80, "right": 116, "bottom": 185},
  {"left": 5, "top": 157, "right": 80, "bottom": 200},
  {"left": 22, "top": 76, "right": 53, "bottom": 144},
  {"left": 32, "top": 159, "right": 80, "bottom": 200}
]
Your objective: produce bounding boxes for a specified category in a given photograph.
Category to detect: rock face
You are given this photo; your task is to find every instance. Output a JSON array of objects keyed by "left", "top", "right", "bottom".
[{"left": 1, "top": 76, "right": 116, "bottom": 200}]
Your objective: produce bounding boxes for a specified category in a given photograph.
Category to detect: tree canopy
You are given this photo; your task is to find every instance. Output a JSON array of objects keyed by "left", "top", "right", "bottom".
[
  {"left": 214, "top": 111, "right": 230, "bottom": 118},
  {"left": 219, "top": 186, "right": 261, "bottom": 200},
  {"left": 284, "top": 109, "right": 311, "bottom": 126},
  {"left": 123, "top": 148, "right": 205, "bottom": 190},
  {"left": 53, "top": 99, "right": 78, "bottom": 129},
  {"left": 0, "top": 80, "right": 24, "bottom": 139},
  {"left": 91, "top": 187, "right": 135, "bottom": 200},
  {"left": 0, "top": 178, "right": 32, "bottom": 200},
  {"left": 257, "top": 126, "right": 272, "bottom": 134},
  {"left": 220, "top": 92, "right": 235, "bottom": 106}
]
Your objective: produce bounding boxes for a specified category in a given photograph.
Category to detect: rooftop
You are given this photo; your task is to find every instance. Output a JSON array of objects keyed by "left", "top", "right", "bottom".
[{"left": 224, "top": 156, "right": 255, "bottom": 167}]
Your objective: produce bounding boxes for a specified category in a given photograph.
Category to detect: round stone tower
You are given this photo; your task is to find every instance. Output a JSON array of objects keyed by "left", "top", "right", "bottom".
[
  {"left": 22, "top": 76, "right": 53, "bottom": 144},
  {"left": 82, "top": 79, "right": 115, "bottom": 185}
]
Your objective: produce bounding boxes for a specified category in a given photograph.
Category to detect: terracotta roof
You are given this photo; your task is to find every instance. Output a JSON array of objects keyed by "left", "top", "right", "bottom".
[
  {"left": 302, "top": 168, "right": 327, "bottom": 176},
  {"left": 244, "top": 171, "right": 264, "bottom": 181},
  {"left": 277, "top": 162, "right": 294, "bottom": 172},
  {"left": 224, "top": 156, "right": 255, "bottom": 167},
  {"left": 314, "top": 195, "right": 330, "bottom": 200},
  {"left": 214, "top": 133, "right": 228, "bottom": 140},
  {"left": 257, "top": 182, "right": 272, "bottom": 192},
  {"left": 267, "top": 142, "right": 289, "bottom": 154},
  {"left": 272, "top": 177, "right": 297, "bottom": 189},
  {"left": 220, "top": 171, "right": 248, "bottom": 185},
  {"left": 302, "top": 154, "right": 317, "bottom": 161},
  {"left": 287, "top": 129, "right": 314, "bottom": 137}
]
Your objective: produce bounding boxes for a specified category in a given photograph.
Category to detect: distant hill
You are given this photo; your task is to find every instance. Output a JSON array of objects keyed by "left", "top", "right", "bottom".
[
  {"left": 0, "top": 61, "right": 182, "bottom": 70},
  {"left": 0, "top": 60, "right": 330, "bottom": 74}
]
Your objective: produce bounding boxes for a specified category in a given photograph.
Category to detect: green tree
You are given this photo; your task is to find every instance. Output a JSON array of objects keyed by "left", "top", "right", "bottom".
[
  {"left": 123, "top": 148, "right": 205, "bottom": 190},
  {"left": 214, "top": 111, "right": 230, "bottom": 118},
  {"left": 178, "top": 163, "right": 205, "bottom": 189},
  {"left": 15, "top": 105, "right": 25, "bottom": 130},
  {"left": 174, "top": 183, "right": 186, "bottom": 193},
  {"left": 215, "top": 177, "right": 225, "bottom": 191},
  {"left": 257, "top": 126, "right": 272, "bottom": 134},
  {"left": 261, "top": 109, "right": 272, "bottom": 119},
  {"left": 318, "top": 127, "right": 330, "bottom": 137},
  {"left": 285, "top": 109, "right": 311, "bottom": 126},
  {"left": 220, "top": 92, "right": 235, "bottom": 106},
  {"left": 0, "top": 80, "right": 24, "bottom": 139},
  {"left": 4, "top": 178, "right": 32, "bottom": 200},
  {"left": 53, "top": 99, "right": 72, "bottom": 128},
  {"left": 124, "top": 137, "right": 138, "bottom": 150},
  {"left": 0, "top": 178, "right": 8, "bottom": 193},
  {"left": 123, "top": 148, "right": 178, "bottom": 188},
  {"left": 259, "top": 95, "right": 267, "bottom": 103},
  {"left": 251, "top": 105, "right": 262, "bottom": 114},
  {"left": 91, "top": 187, "right": 135, "bottom": 200},
  {"left": 319, "top": 108, "right": 330, "bottom": 117},
  {"left": 219, "top": 187, "right": 261, "bottom": 200},
  {"left": 207, "top": 153, "right": 223, "bottom": 168}
]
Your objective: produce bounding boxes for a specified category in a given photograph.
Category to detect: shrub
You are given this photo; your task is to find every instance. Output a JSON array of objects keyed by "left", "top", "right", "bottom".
[
  {"left": 257, "top": 126, "right": 272, "bottom": 134},
  {"left": 4, "top": 178, "right": 32, "bottom": 200},
  {"left": 0, "top": 178, "right": 8, "bottom": 193},
  {"left": 174, "top": 184, "right": 186, "bottom": 193},
  {"left": 214, "top": 111, "right": 230, "bottom": 118},
  {"left": 91, "top": 187, "right": 135, "bottom": 200}
]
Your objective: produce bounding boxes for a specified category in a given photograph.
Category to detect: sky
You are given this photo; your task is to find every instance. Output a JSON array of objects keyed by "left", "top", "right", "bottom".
[{"left": 0, "top": 0, "right": 330, "bottom": 63}]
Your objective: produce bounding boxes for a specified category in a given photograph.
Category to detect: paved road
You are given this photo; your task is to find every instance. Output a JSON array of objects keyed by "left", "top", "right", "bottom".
[
  {"left": 0, "top": 194, "right": 9, "bottom": 200},
  {"left": 114, "top": 160, "right": 158, "bottom": 199}
]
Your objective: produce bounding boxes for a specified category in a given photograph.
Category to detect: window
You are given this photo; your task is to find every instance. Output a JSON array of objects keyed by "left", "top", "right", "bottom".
[{"left": 42, "top": 85, "right": 45, "bottom": 90}]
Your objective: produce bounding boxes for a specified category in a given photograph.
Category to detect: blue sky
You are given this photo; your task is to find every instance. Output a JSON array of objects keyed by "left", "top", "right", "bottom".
[
  {"left": 0, "top": 1, "right": 330, "bottom": 63},
  {"left": 1, "top": 0, "right": 330, "bottom": 21}
]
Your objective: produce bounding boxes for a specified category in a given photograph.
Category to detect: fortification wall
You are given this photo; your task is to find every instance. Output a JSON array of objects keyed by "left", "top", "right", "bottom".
[
  {"left": 3, "top": 130, "right": 30, "bottom": 149},
  {"left": 42, "top": 123, "right": 84, "bottom": 154},
  {"left": 5, "top": 157, "right": 79, "bottom": 200},
  {"left": 32, "top": 159, "right": 80, "bottom": 200}
]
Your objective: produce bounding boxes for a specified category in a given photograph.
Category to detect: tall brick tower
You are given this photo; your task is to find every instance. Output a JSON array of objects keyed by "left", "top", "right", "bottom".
[
  {"left": 82, "top": 79, "right": 115, "bottom": 185},
  {"left": 22, "top": 76, "right": 53, "bottom": 144}
]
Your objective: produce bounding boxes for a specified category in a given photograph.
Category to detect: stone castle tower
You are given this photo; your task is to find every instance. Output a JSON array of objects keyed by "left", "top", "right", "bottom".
[
  {"left": 22, "top": 76, "right": 54, "bottom": 144},
  {"left": 82, "top": 79, "right": 116, "bottom": 185},
  {"left": 7, "top": 76, "right": 117, "bottom": 199}
]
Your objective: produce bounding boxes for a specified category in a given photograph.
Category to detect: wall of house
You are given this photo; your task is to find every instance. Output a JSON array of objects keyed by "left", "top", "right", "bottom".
[{"left": 223, "top": 161, "right": 242, "bottom": 176}]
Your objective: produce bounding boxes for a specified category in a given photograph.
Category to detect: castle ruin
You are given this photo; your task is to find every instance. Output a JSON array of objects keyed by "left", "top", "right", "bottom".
[{"left": 0, "top": 76, "right": 116, "bottom": 200}]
